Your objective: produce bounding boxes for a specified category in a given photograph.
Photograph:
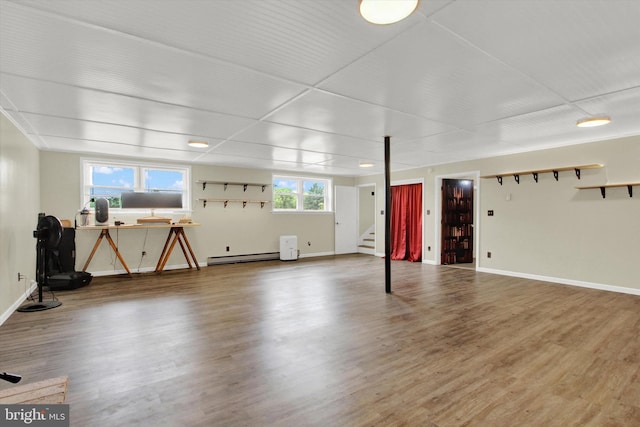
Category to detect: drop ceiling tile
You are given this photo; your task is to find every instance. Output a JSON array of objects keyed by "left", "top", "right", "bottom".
[
  {"left": 319, "top": 21, "right": 564, "bottom": 127},
  {"left": 40, "top": 136, "right": 203, "bottom": 162},
  {"left": 13, "top": 0, "right": 421, "bottom": 86},
  {"left": 233, "top": 122, "right": 385, "bottom": 160},
  {"left": 0, "top": 2, "right": 307, "bottom": 118},
  {"left": 0, "top": 75, "right": 256, "bottom": 139},
  {"left": 18, "top": 113, "right": 227, "bottom": 151},
  {"left": 211, "top": 140, "right": 334, "bottom": 165},
  {"left": 432, "top": 0, "right": 640, "bottom": 101},
  {"left": 265, "top": 89, "right": 456, "bottom": 141}
]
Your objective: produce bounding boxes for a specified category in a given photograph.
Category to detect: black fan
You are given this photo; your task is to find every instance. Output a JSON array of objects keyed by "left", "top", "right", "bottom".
[{"left": 18, "top": 214, "right": 63, "bottom": 312}]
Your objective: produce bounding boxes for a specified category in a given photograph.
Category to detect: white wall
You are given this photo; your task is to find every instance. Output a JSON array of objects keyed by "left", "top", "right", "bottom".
[
  {"left": 39, "top": 151, "right": 354, "bottom": 275},
  {"left": 357, "top": 136, "right": 640, "bottom": 293},
  {"left": 0, "top": 113, "right": 41, "bottom": 324}
]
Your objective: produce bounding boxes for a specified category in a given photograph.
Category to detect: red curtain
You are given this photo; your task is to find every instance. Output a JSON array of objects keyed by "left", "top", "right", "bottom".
[{"left": 390, "top": 183, "right": 422, "bottom": 262}]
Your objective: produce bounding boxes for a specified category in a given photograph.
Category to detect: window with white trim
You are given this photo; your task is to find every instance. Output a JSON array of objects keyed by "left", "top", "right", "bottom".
[
  {"left": 272, "top": 175, "right": 332, "bottom": 212},
  {"left": 81, "top": 160, "right": 190, "bottom": 211}
]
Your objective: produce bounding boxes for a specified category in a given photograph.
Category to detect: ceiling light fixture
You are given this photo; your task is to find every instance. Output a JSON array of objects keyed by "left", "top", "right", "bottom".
[
  {"left": 576, "top": 116, "right": 611, "bottom": 128},
  {"left": 359, "top": 0, "right": 420, "bottom": 25},
  {"left": 188, "top": 140, "right": 209, "bottom": 148},
  {"left": 359, "top": 162, "right": 375, "bottom": 168}
]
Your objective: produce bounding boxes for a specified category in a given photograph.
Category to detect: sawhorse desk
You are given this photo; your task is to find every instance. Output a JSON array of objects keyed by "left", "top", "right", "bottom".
[{"left": 78, "top": 223, "right": 200, "bottom": 277}]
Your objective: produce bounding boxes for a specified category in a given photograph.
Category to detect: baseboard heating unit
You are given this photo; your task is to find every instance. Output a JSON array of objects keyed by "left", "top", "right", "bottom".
[{"left": 207, "top": 252, "right": 280, "bottom": 266}]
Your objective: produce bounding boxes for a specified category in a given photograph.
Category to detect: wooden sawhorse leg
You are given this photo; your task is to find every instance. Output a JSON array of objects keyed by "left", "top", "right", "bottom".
[
  {"left": 155, "top": 227, "right": 200, "bottom": 272},
  {"left": 82, "top": 229, "right": 132, "bottom": 277}
]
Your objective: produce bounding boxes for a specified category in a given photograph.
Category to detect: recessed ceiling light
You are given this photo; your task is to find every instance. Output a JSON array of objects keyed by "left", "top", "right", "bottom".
[
  {"left": 188, "top": 140, "right": 209, "bottom": 148},
  {"left": 359, "top": 0, "right": 420, "bottom": 25},
  {"left": 576, "top": 116, "right": 611, "bottom": 128},
  {"left": 359, "top": 162, "right": 375, "bottom": 168}
]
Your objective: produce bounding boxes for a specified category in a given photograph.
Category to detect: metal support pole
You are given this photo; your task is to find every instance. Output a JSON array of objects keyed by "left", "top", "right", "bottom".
[{"left": 385, "top": 135, "right": 391, "bottom": 294}]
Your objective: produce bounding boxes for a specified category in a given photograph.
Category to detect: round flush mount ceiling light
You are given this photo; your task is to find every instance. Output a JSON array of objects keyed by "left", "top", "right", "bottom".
[
  {"left": 188, "top": 140, "right": 209, "bottom": 148},
  {"left": 359, "top": 162, "right": 375, "bottom": 168},
  {"left": 576, "top": 116, "right": 611, "bottom": 128},
  {"left": 359, "top": 0, "right": 420, "bottom": 25}
]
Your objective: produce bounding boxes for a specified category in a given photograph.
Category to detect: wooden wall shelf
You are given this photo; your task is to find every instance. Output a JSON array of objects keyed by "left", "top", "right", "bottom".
[
  {"left": 196, "top": 180, "right": 269, "bottom": 192},
  {"left": 196, "top": 198, "right": 270, "bottom": 208},
  {"left": 575, "top": 182, "right": 640, "bottom": 198},
  {"left": 481, "top": 164, "right": 603, "bottom": 185}
]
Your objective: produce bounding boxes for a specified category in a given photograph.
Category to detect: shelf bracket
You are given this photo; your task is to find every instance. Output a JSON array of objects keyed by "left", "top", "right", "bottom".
[
  {"left": 243, "top": 184, "right": 248, "bottom": 192},
  {"left": 627, "top": 185, "right": 633, "bottom": 198},
  {"left": 242, "top": 201, "right": 247, "bottom": 208},
  {"left": 224, "top": 183, "right": 228, "bottom": 191},
  {"left": 513, "top": 174, "right": 520, "bottom": 184},
  {"left": 260, "top": 201, "right": 266, "bottom": 208},
  {"left": 224, "top": 200, "right": 228, "bottom": 208},
  {"left": 599, "top": 187, "right": 606, "bottom": 199},
  {"left": 553, "top": 170, "right": 559, "bottom": 181},
  {"left": 575, "top": 168, "right": 581, "bottom": 179},
  {"left": 496, "top": 176, "right": 503, "bottom": 185},
  {"left": 532, "top": 172, "right": 538, "bottom": 183},
  {"left": 202, "top": 182, "right": 207, "bottom": 191},
  {"left": 202, "top": 200, "right": 207, "bottom": 208},
  {"left": 261, "top": 185, "right": 266, "bottom": 192}
]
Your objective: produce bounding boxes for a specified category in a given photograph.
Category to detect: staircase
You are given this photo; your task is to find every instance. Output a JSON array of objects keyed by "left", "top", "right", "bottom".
[{"left": 358, "top": 225, "right": 375, "bottom": 255}]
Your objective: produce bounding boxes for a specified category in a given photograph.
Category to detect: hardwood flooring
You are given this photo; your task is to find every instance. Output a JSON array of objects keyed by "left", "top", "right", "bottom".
[{"left": 1, "top": 254, "right": 639, "bottom": 426}]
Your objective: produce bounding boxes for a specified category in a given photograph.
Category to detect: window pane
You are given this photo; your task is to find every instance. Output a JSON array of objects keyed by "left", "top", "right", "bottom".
[
  {"left": 274, "top": 178, "right": 298, "bottom": 193},
  {"left": 89, "top": 165, "right": 134, "bottom": 208},
  {"left": 273, "top": 176, "right": 330, "bottom": 212},
  {"left": 275, "top": 193, "right": 297, "bottom": 209},
  {"left": 145, "top": 169, "right": 184, "bottom": 192},
  {"left": 273, "top": 178, "right": 298, "bottom": 209},
  {"left": 303, "top": 181, "right": 325, "bottom": 210},
  {"left": 91, "top": 165, "right": 134, "bottom": 188}
]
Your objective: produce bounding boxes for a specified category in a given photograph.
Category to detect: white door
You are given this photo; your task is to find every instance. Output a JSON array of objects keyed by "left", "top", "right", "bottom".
[{"left": 335, "top": 185, "right": 358, "bottom": 254}]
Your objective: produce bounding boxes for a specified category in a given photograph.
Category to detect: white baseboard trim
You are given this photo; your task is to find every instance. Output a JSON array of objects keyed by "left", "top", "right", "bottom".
[
  {"left": 1, "top": 280, "right": 38, "bottom": 326},
  {"left": 476, "top": 267, "right": 640, "bottom": 296}
]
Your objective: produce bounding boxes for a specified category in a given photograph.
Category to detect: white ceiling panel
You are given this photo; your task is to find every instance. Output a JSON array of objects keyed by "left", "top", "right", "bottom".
[
  {"left": 17, "top": 113, "right": 228, "bottom": 152},
  {"left": 12, "top": 0, "right": 420, "bottom": 86},
  {"left": 40, "top": 136, "right": 204, "bottom": 163},
  {"left": 319, "top": 21, "right": 565, "bottom": 127},
  {"left": 210, "top": 140, "right": 335, "bottom": 165},
  {"left": 233, "top": 122, "right": 385, "bottom": 160},
  {"left": 0, "top": 75, "right": 256, "bottom": 140},
  {"left": 265, "top": 89, "right": 456, "bottom": 141},
  {"left": 0, "top": 2, "right": 307, "bottom": 118},
  {"left": 432, "top": 0, "right": 640, "bottom": 102},
  {"left": 1, "top": 0, "right": 639, "bottom": 177}
]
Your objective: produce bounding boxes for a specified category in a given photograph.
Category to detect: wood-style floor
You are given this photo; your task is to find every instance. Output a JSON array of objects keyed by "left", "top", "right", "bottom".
[{"left": 1, "top": 254, "right": 639, "bottom": 426}]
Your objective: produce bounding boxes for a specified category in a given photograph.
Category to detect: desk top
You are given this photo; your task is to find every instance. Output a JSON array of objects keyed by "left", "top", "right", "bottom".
[{"left": 77, "top": 222, "right": 200, "bottom": 230}]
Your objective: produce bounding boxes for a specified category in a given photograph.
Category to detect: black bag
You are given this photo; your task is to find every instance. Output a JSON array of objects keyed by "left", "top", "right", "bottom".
[
  {"left": 45, "top": 227, "right": 92, "bottom": 290},
  {"left": 48, "top": 271, "right": 93, "bottom": 291}
]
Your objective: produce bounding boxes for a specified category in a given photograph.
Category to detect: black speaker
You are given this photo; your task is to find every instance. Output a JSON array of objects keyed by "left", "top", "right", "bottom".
[{"left": 95, "top": 198, "right": 109, "bottom": 224}]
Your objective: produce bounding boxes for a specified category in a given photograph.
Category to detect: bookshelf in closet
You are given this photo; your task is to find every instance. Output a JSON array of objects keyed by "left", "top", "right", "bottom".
[{"left": 441, "top": 179, "right": 474, "bottom": 264}]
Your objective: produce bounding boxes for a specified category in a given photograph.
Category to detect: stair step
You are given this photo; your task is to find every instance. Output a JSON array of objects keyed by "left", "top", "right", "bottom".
[
  {"left": 359, "top": 244, "right": 375, "bottom": 249},
  {"left": 363, "top": 238, "right": 374, "bottom": 242}
]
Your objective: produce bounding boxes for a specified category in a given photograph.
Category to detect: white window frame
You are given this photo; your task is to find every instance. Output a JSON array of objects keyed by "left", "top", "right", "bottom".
[
  {"left": 272, "top": 175, "right": 332, "bottom": 213},
  {"left": 81, "top": 159, "right": 191, "bottom": 213}
]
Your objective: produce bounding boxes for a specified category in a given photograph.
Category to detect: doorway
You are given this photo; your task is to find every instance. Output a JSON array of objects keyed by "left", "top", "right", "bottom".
[
  {"left": 390, "top": 182, "right": 423, "bottom": 262},
  {"left": 441, "top": 179, "right": 474, "bottom": 265},
  {"left": 357, "top": 185, "right": 376, "bottom": 255}
]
